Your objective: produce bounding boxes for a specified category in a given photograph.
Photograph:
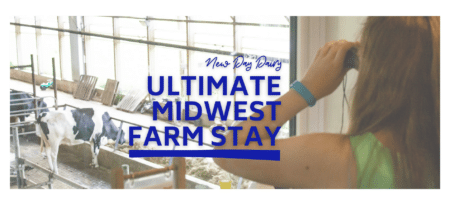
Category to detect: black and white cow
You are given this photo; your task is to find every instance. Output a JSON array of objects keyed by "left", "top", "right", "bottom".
[
  {"left": 10, "top": 89, "right": 49, "bottom": 122},
  {"left": 37, "top": 108, "right": 125, "bottom": 174}
]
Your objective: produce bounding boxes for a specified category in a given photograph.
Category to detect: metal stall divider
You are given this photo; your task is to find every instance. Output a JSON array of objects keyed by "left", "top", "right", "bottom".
[
  {"left": 52, "top": 58, "right": 58, "bottom": 110},
  {"left": 111, "top": 157, "right": 186, "bottom": 189},
  {"left": 10, "top": 56, "right": 84, "bottom": 189}
]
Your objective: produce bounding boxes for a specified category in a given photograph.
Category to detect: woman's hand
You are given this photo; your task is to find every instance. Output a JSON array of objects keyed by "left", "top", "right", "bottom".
[{"left": 301, "top": 40, "right": 359, "bottom": 100}]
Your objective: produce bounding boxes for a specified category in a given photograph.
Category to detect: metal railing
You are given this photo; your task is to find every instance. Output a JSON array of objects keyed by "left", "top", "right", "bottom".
[
  {"left": 10, "top": 22, "right": 289, "bottom": 62},
  {"left": 10, "top": 55, "right": 59, "bottom": 118},
  {"left": 106, "top": 16, "right": 290, "bottom": 28},
  {"left": 10, "top": 92, "right": 57, "bottom": 120}
]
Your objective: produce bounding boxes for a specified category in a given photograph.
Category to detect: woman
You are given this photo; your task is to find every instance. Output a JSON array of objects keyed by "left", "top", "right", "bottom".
[{"left": 213, "top": 17, "right": 440, "bottom": 189}]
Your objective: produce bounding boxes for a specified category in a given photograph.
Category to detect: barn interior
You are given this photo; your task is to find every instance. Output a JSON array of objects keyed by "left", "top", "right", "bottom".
[{"left": 9, "top": 16, "right": 367, "bottom": 189}]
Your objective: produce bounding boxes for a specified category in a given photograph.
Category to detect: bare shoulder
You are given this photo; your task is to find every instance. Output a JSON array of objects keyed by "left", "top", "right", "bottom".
[
  {"left": 277, "top": 133, "right": 356, "bottom": 188},
  {"left": 215, "top": 133, "right": 357, "bottom": 188}
]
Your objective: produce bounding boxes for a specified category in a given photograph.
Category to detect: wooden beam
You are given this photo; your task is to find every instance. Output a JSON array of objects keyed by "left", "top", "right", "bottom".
[
  {"left": 111, "top": 168, "right": 124, "bottom": 189},
  {"left": 173, "top": 157, "right": 186, "bottom": 189}
]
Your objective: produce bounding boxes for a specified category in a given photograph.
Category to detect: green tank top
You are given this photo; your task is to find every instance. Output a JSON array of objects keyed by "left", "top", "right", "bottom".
[{"left": 349, "top": 132, "right": 396, "bottom": 189}]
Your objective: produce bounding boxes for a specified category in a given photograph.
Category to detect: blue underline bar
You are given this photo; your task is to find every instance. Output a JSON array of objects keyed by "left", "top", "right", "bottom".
[{"left": 129, "top": 149, "right": 280, "bottom": 161}]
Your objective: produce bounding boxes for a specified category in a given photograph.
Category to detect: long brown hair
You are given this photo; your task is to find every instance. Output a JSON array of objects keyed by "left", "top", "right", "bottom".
[{"left": 348, "top": 17, "right": 440, "bottom": 188}]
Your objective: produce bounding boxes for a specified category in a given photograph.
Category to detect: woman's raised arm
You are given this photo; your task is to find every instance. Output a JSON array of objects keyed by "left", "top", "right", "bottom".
[{"left": 213, "top": 40, "right": 359, "bottom": 188}]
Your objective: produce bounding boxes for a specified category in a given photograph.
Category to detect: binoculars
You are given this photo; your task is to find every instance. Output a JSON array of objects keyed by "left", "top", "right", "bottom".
[{"left": 344, "top": 47, "right": 359, "bottom": 70}]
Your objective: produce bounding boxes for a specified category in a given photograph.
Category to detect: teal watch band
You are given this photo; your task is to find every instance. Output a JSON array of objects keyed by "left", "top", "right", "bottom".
[{"left": 290, "top": 80, "right": 316, "bottom": 107}]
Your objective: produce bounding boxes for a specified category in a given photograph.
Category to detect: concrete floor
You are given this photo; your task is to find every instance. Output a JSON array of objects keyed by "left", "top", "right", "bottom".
[{"left": 10, "top": 135, "right": 110, "bottom": 189}]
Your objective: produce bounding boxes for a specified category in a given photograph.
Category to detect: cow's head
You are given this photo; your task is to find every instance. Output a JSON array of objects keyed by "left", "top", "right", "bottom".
[
  {"left": 36, "top": 100, "right": 49, "bottom": 115},
  {"left": 101, "top": 112, "right": 126, "bottom": 145}
]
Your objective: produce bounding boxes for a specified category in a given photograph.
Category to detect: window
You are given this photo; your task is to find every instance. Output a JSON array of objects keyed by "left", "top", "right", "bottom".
[
  {"left": 189, "top": 53, "right": 235, "bottom": 120},
  {"left": 15, "top": 16, "right": 37, "bottom": 72},
  {"left": 84, "top": 16, "right": 115, "bottom": 88},
  {"left": 58, "top": 16, "right": 72, "bottom": 81},
  {"left": 36, "top": 16, "right": 61, "bottom": 79},
  {"left": 151, "top": 17, "right": 187, "bottom": 101},
  {"left": 10, "top": 17, "right": 17, "bottom": 67},
  {"left": 189, "top": 16, "right": 233, "bottom": 51},
  {"left": 115, "top": 18, "right": 148, "bottom": 93}
]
